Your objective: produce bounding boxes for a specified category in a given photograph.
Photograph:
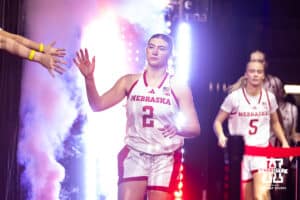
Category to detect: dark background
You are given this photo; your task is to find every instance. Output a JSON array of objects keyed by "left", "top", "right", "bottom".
[{"left": 1, "top": 0, "right": 299, "bottom": 199}]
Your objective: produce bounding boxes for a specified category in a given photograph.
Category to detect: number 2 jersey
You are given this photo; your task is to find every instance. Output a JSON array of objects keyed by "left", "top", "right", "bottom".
[
  {"left": 125, "top": 71, "right": 184, "bottom": 155},
  {"left": 221, "top": 87, "right": 278, "bottom": 147}
]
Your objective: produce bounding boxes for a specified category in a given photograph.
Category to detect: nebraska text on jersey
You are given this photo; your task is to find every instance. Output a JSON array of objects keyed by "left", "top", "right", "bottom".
[
  {"left": 130, "top": 95, "right": 171, "bottom": 105},
  {"left": 238, "top": 111, "right": 269, "bottom": 117}
]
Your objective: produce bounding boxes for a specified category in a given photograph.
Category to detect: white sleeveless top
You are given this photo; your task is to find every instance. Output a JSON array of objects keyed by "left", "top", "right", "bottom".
[
  {"left": 125, "top": 71, "right": 184, "bottom": 154},
  {"left": 221, "top": 88, "right": 278, "bottom": 147}
]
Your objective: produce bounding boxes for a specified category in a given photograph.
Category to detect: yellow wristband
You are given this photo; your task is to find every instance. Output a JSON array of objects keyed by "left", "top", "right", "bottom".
[
  {"left": 39, "top": 43, "right": 44, "bottom": 52},
  {"left": 28, "top": 50, "right": 36, "bottom": 60}
]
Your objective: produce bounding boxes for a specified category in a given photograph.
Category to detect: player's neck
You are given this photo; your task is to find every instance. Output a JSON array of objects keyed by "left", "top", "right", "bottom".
[
  {"left": 145, "top": 67, "right": 167, "bottom": 87},
  {"left": 245, "top": 84, "right": 261, "bottom": 96},
  {"left": 146, "top": 67, "right": 167, "bottom": 79}
]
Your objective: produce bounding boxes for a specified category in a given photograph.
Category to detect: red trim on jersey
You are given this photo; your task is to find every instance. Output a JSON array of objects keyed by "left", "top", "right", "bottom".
[
  {"left": 265, "top": 89, "right": 272, "bottom": 111},
  {"left": 168, "top": 148, "right": 182, "bottom": 192},
  {"left": 242, "top": 87, "right": 262, "bottom": 105},
  {"left": 126, "top": 80, "right": 139, "bottom": 97},
  {"left": 251, "top": 169, "right": 259, "bottom": 174},
  {"left": 147, "top": 186, "right": 171, "bottom": 193},
  {"left": 158, "top": 72, "right": 169, "bottom": 88},
  {"left": 242, "top": 88, "right": 251, "bottom": 105},
  {"left": 241, "top": 178, "right": 253, "bottom": 183},
  {"left": 171, "top": 89, "right": 180, "bottom": 107},
  {"left": 143, "top": 70, "right": 169, "bottom": 88},
  {"left": 117, "top": 146, "right": 130, "bottom": 184},
  {"left": 143, "top": 70, "right": 148, "bottom": 86}
]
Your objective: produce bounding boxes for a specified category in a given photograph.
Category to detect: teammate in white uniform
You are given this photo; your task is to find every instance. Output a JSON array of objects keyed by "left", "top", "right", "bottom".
[
  {"left": 73, "top": 33, "right": 200, "bottom": 200},
  {"left": 0, "top": 27, "right": 66, "bottom": 76},
  {"left": 213, "top": 61, "right": 289, "bottom": 200}
]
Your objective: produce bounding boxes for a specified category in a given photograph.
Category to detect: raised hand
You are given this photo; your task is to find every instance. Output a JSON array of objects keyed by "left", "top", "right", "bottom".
[
  {"left": 73, "top": 48, "right": 95, "bottom": 80},
  {"left": 44, "top": 41, "right": 66, "bottom": 57}
]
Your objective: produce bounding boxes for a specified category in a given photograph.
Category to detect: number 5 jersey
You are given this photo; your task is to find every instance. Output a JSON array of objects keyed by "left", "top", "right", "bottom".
[{"left": 221, "top": 87, "right": 278, "bottom": 147}]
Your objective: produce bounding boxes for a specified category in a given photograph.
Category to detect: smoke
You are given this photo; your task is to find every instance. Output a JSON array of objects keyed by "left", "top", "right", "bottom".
[
  {"left": 115, "top": 0, "right": 169, "bottom": 36},
  {"left": 18, "top": 70, "right": 78, "bottom": 199},
  {"left": 18, "top": 0, "right": 98, "bottom": 199},
  {"left": 18, "top": 0, "right": 168, "bottom": 199}
]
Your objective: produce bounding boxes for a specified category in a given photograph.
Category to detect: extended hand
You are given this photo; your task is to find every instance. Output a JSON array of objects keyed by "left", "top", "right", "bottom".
[
  {"left": 40, "top": 53, "right": 66, "bottom": 77},
  {"left": 44, "top": 41, "right": 66, "bottom": 57}
]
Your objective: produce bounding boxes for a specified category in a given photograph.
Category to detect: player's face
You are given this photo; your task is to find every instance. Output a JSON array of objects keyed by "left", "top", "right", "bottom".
[
  {"left": 146, "top": 38, "right": 170, "bottom": 68},
  {"left": 245, "top": 61, "right": 265, "bottom": 87}
]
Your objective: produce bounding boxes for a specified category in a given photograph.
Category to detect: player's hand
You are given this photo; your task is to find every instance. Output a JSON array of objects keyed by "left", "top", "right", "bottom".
[
  {"left": 73, "top": 48, "right": 95, "bottom": 80},
  {"left": 218, "top": 135, "right": 228, "bottom": 148},
  {"left": 281, "top": 141, "right": 293, "bottom": 161},
  {"left": 158, "top": 124, "right": 178, "bottom": 138},
  {"left": 44, "top": 41, "right": 66, "bottom": 57},
  {"left": 39, "top": 53, "right": 66, "bottom": 77}
]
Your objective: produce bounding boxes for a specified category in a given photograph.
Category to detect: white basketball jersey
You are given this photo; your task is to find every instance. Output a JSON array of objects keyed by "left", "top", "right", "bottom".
[
  {"left": 221, "top": 88, "right": 278, "bottom": 147},
  {"left": 125, "top": 71, "right": 184, "bottom": 155}
]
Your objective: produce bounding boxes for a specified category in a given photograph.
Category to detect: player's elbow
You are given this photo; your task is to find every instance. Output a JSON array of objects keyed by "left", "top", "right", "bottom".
[
  {"left": 190, "top": 124, "right": 201, "bottom": 137},
  {"left": 90, "top": 103, "right": 103, "bottom": 112}
]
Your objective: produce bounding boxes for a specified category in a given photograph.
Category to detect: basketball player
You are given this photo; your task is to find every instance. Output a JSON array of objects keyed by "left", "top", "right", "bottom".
[
  {"left": 73, "top": 33, "right": 201, "bottom": 200},
  {"left": 248, "top": 50, "right": 281, "bottom": 92},
  {"left": 213, "top": 60, "right": 289, "bottom": 200},
  {"left": 0, "top": 27, "right": 66, "bottom": 77}
]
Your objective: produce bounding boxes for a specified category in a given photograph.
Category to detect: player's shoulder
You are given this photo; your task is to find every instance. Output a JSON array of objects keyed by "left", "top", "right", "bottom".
[
  {"left": 228, "top": 88, "right": 242, "bottom": 98},
  {"left": 120, "top": 73, "right": 142, "bottom": 87}
]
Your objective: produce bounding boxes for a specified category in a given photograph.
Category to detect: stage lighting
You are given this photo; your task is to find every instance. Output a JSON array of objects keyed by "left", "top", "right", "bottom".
[
  {"left": 284, "top": 84, "right": 300, "bottom": 94},
  {"left": 184, "top": 0, "right": 193, "bottom": 11}
]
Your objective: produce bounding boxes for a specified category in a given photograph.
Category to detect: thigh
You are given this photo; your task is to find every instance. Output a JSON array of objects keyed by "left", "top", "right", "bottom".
[
  {"left": 253, "top": 172, "right": 271, "bottom": 200},
  {"left": 118, "top": 180, "right": 147, "bottom": 200},
  {"left": 251, "top": 156, "right": 271, "bottom": 199},
  {"left": 242, "top": 181, "right": 253, "bottom": 200},
  {"left": 147, "top": 190, "right": 172, "bottom": 200}
]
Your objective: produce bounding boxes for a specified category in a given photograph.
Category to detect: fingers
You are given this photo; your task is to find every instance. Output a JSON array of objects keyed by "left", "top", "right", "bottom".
[
  {"left": 47, "top": 68, "right": 55, "bottom": 78},
  {"left": 73, "top": 58, "right": 80, "bottom": 67},
  {"left": 54, "top": 49, "right": 66, "bottom": 57},
  {"left": 85, "top": 48, "right": 90, "bottom": 60},
  {"left": 49, "top": 41, "right": 56, "bottom": 47},
  {"left": 54, "top": 65, "right": 66, "bottom": 74},
  {"left": 158, "top": 125, "right": 177, "bottom": 138},
  {"left": 79, "top": 49, "right": 85, "bottom": 60},
  {"left": 92, "top": 56, "right": 95, "bottom": 65}
]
